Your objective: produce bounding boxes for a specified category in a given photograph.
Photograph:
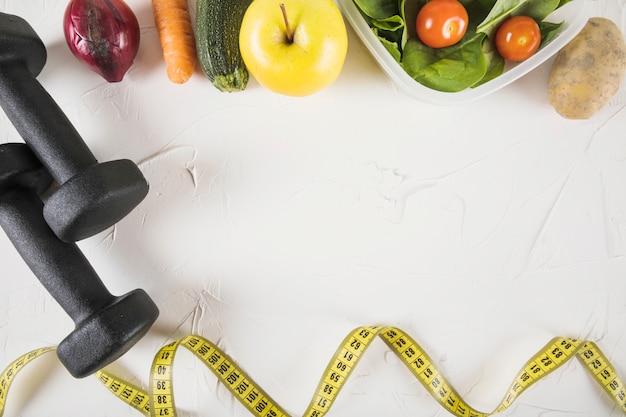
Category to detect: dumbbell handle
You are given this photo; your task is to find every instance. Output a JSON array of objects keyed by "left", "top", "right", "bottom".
[
  {"left": 0, "top": 187, "right": 112, "bottom": 323},
  {"left": 0, "top": 63, "right": 97, "bottom": 185}
]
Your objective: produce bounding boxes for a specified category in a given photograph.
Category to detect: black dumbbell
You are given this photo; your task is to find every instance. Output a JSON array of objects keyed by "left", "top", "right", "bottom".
[
  {"left": 0, "top": 143, "right": 158, "bottom": 378},
  {"left": 0, "top": 12, "right": 148, "bottom": 243}
]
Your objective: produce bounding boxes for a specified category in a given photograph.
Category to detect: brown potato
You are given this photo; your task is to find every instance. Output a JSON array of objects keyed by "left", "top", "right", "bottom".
[{"left": 547, "top": 17, "right": 626, "bottom": 119}]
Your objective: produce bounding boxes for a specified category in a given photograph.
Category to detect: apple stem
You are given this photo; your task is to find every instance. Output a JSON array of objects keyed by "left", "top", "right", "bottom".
[{"left": 280, "top": 3, "right": 294, "bottom": 43}]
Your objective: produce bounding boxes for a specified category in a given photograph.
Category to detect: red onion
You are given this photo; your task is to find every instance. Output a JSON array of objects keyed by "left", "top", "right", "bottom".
[{"left": 63, "top": 0, "right": 140, "bottom": 82}]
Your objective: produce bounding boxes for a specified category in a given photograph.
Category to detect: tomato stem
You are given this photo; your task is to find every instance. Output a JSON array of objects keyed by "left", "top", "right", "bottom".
[{"left": 280, "top": 3, "right": 294, "bottom": 43}]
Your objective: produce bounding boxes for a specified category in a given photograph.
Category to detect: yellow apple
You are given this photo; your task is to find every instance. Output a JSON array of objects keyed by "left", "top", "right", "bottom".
[{"left": 239, "top": 0, "right": 348, "bottom": 96}]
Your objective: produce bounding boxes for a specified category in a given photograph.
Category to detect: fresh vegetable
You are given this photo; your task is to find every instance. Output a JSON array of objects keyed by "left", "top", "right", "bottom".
[
  {"left": 353, "top": 0, "right": 569, "bottom": 92},
  {"left": 495, "top": 15, "right": 541, "bottom": 62},
  {"left": 64, "top": 0, "right": 140, "bottom": 82},
  {"left": 195, "top": 0, "right": 252, "bottom": 92},
  {"left": 416, "top": 0, "right": 468, "bottom": 48},
  {"left": 152, "top": 0, "right": 197, "bottom": 84},
  {"left": 548, "top": 17, "right": 626, "bottom": 119}
]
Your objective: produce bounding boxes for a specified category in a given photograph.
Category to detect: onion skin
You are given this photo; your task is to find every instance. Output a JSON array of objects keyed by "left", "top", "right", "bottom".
[{"left": 64, "top": 0, "right": 140, "bottom": 82}]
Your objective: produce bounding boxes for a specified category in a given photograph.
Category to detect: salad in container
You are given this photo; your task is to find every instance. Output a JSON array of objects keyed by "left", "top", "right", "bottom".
[{"left": 337, "top": 0, "right": 592, "bottom": 105}]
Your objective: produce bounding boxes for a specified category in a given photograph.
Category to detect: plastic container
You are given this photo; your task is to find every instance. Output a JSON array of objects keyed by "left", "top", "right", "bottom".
[{"left": 337, "top": 0, "right": 592, "bottom": 105}]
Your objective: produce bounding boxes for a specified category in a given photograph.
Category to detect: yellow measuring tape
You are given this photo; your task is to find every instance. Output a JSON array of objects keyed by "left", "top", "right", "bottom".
[{"left": 1, "top": 326, "right": 625, "bottom": 416}]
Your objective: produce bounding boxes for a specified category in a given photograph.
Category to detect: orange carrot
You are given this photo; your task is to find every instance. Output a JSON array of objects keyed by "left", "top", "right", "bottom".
[{"left": 152, "top": 0, "right": 197, "bottom": 84}]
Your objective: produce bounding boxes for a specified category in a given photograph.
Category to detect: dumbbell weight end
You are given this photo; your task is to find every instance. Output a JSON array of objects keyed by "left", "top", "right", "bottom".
[
  {"left": 57, "top": 289, "right": 158, "bottom": 378},
  {"left": 43, "top": 159, "right": 148, "bottom": 242}
]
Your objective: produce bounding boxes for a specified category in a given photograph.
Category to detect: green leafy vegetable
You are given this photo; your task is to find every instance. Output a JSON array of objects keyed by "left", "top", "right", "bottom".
[
  {"left": 402, "top": 34, "right": 487, "bottom": 92},
  {"left": 517, "top": 0, "right": 561, "bottom": 20},
  {"left": 473, "top": 39, "right": 505, "bottom": 87},
  {"left": 475, "top": 1, "right": 522, "bottom": 36},
  {"left": 539, "top": 20, "right": 564, "bottom": 45},
  {"left": 375, "top": 28, "right": 403, "bottom": 61},
  {"left": 353, "top": 0, "right": 569, "bottom": 92},
  {"left": 353, "top": 0, "right": 399, "bottom": 20}
]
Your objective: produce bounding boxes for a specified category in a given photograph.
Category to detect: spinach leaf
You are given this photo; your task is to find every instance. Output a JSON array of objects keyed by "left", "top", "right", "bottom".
[
  {"left": 399, "top": 0, "right": 409, "bottom": 48},
  {"left": 476, "top": 0, "right": 561, "bottom": 38},
  {"left": 476, "top": 0, "right": 527, "bottom": 37},
  {"left": 354, "top": 0, "right": 399, "bottom": 19},
  {"left": 516, "top": 0, "right": 560, "bottom": 20},
  {"left": 372, "top": 23, "right": 404, "bottom": 58},
  {"left": 375, "top": 29, "right": 403, "bottom": 61},
  {"left": 462, "top": 0, "right": 494, "bottom": 28},
  {"left": 539, "top": 20, "right": 564, "bottom": 46},
  {"left": 370, "top": 14, "right": 405, "bottom": 32},
  {"left": 355, "top": 0, "right": 405, "bottom": 60},
  {"left": 368, "top": 15, "right": 405, "bottom": 60},
  {"left": 402, "top": 33, "right": 487, "bottom": 92},
  {"left": 474, "top": 0, "right": 497, "bottom": 9},
  {"left": 472, "top": 42, "right": 504, "bottom": 87}
]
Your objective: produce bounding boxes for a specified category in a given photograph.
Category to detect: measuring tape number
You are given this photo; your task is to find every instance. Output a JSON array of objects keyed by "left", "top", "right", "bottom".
[{"left": 1, "top": 327, "right": 624, "bottom": 417}]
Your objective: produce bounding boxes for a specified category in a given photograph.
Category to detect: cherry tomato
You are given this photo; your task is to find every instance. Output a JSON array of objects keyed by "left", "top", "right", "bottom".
[
  {"left": 495, "top": 15, "right": 541, "bottom": 62},
  {"left": 416, "top": 0, "right": 469, "bottom": 48}
]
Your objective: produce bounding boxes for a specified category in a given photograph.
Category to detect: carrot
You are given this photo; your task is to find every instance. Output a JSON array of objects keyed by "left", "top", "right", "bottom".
[{"left": 152, "top": 0, "right": 197, "bottom": 84}]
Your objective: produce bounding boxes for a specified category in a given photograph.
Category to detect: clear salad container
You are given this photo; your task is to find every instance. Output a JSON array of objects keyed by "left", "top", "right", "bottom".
[{"left": 337, "top": 0, "right": 593, "bottom": 105}]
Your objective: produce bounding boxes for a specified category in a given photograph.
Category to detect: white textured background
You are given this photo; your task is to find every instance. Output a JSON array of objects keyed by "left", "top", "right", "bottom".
[{"left": 1, "top": 0, "right": 625, "bottom": 416}]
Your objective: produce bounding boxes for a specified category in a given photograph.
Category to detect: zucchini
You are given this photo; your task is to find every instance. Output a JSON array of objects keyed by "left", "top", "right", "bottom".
[{"left": 195, "top": 0, "right": 252, "bottom": 92}]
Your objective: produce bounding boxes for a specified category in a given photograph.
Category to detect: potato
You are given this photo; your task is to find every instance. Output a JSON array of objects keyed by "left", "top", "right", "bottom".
[{"left": 547, "top": 17, "right": 626, "bottom": 119}]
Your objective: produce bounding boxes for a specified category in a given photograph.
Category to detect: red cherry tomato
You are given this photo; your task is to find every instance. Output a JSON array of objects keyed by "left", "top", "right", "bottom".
[
  {"left": 495, "top": 15, "right": 541, "bottom": 62},
  {"left": 416, "top": 0, "right": 469, "bottom": 48}
]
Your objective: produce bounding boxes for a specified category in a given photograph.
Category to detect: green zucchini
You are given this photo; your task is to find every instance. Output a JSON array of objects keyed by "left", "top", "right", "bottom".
[{"left": 195, "top": 0, "right": 252, "bottom": 92}]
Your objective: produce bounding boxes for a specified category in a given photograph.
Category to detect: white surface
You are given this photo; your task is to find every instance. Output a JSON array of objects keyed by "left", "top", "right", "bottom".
[{"left": 0, "top": 0, "right": 625, "bottom": 416}]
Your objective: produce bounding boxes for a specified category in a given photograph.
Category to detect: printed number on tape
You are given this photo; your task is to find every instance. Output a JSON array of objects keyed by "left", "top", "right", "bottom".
[{"left": 1, "top": 327, "right": 624, "bottom": 417}]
